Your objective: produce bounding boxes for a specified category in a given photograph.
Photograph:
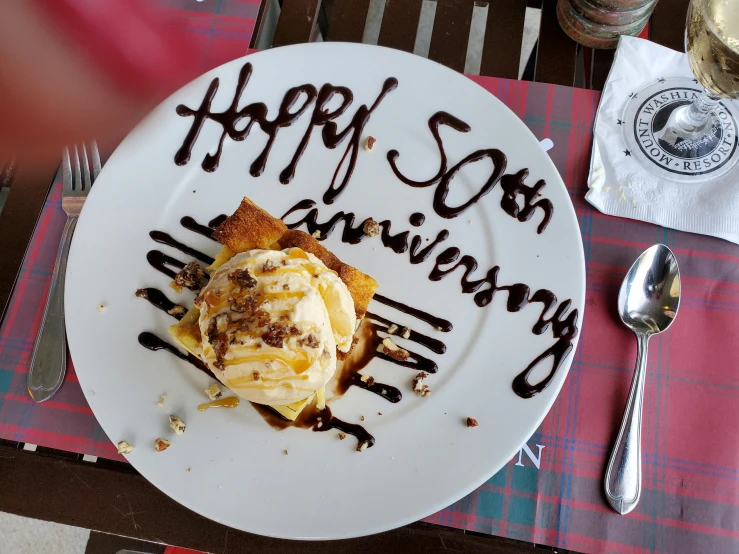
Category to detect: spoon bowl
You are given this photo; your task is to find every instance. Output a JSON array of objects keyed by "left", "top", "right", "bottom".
[
  {"left": 605, "top": 244, "right": 681, "bottom": 515},
  {"left": 618, "top": 244, "right": 680, "bottom": 336}
]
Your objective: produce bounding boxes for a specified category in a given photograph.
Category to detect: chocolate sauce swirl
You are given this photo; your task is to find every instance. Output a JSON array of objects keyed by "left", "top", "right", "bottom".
[
  {"left": 180, "top": 214, "right": 227, "bottom": 239},
  {"left": 373, "top": 294, "right": 453, "bottom": 332},
  {"left": 136, "top": 288, "right": 185, "bottom": 320},
  {"left": 174, "top": 62, "right": 397, "bottom": 205},
  {"left": 149, "top": 231, "right": 214, "bottom": 265},
  {"left": 146, "top": 251, "right": 185, "bottom": 279}
]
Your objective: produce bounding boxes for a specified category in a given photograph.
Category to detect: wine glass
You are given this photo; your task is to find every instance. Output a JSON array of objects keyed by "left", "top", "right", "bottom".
[{"left": 622, "top": 0, "right": 739, "bottom": 183}]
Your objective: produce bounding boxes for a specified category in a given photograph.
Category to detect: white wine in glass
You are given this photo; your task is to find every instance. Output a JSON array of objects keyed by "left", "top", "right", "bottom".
[
  {"left": 664, "top": 0, "right": 739, "bottom": 145},
  {"left": 686, "top": 0, "right": 739, "bottom": 99}
]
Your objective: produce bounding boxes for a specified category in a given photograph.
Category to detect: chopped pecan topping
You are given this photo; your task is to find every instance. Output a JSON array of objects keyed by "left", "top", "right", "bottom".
[
  {"left": 253, "top": 371, "right": 261, "bottom": 381},
  {"left": 262, "top": 324, "right": 300, "bottom": 348},
  {"left": 228, "top": 268, "right": 257, "bottom": 288},
  {"left": 168, "top": 304, "right": 186, "bottom": 316},
  {"left": 262, "top": 325, "right": 286, "bottom": 348},
  {"left": 261, "top": 260, "right": 277, "bottom": 273},
  {"left": 135, "top": 288, "right": 147, "bottom": 299},
  {"left": 360, "top": 415, "right": 365, "bottom": 421},
  {"left": 412, "top": 372, "right": 431, "bottom": 397},
  {"left": 466, "top": 417, "right": 479, "bottom": 428},
  {"left": 386, "top": 324, "right": 398, "bottom": 335},
  {"left": 300, "top": 334, "right": 320, "bottom": 348},
  {"left": 169, "top": 415, "right": 186, "bottom": 435},
  {"left": 364, "top": 136, "right": 376, "bottom": 151},
  {"left": 154, "top": 438, "right": 171, "bottom": 452},
  {"left": 357, "top": 440, "right": 371, "bottom": 452},
  {"left": 360, "top": 374, "right": 375, "bottom": 386},
  {"left": 174, "top": 261, "right": 204, "bottom": 291},
  {"left": 382, "top": 337, "right": 410, "bottom": 361},
  {"left": 230, "top": 295, "right": 257, "bottom": 314},
  {"left": 311, "top": 230, "right": 322, "bottom": 239},
  {"left": 117, "top": 441, "right": 133, "bottom": 455},
  {"left": 207, "top": 314, "right": 229, "bottom": 343},
  {"left": 338, "top": 432, "right": 346, "bottom": 440},
  {"left": 401, "top": 327, "right": 411, "bottom": 339},
  {"left": 363, "top": 218, "right": 381, "bottom": 237},
  {"left": 283, "top": 449, "right": 289, "bottom": 455},
  {"left": 205, "top": 384, "right": 223, "bottom": 401}
]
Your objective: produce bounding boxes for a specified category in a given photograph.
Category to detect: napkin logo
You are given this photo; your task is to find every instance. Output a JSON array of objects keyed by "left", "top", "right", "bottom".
[{"left": 633, "top": 87, "right": 738, "bottom": 177}]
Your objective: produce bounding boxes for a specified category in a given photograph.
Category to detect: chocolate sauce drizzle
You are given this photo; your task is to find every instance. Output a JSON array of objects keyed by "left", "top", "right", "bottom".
[
  {"left": 428, "top": 248, "right": 578, "bottom": 397},
  {"left": 149, "top": 231, "right": 214, "bottom": 265},
  {"left": 174, "top": 62, "right": 397, "bottom": 205},
  {"left": 146, "top": 251, "right": 185, "bottom": 279},
  {"left": 409, "top": 213, "right": 425, "bottom": 226},
  {"left": 282, "top": 199, "right": 450, "bottom": 265},
  {"left": 373, "top": 294, "right": 453, "bottom": 332},
  {"left": 180, "top": 214, "right": 227, "bottom": 239},
  {"left": 252, "top": 403, "right": 375, "bottom": 450},
  {"left": 136, "top": 288, "right": 185, "bottom": 320},
  {"left": 387, "top": 111, "right": 553, "bottom": 233},
  {"left": 366, "top": 312, "right": 445, "bottom": 354},
  {"left": 138, "top": 332, "right": 212, "bottom": 376}
]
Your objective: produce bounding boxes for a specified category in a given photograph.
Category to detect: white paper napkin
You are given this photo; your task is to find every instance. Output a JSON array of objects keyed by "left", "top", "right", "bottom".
[{"left": 585, "top": 36, "right": 739, "bottom": 244}]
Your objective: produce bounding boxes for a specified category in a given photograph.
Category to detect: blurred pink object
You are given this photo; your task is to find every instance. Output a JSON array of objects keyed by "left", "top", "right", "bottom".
[{"left": 0, "top": 0, "right": 201, "bottom": 162}]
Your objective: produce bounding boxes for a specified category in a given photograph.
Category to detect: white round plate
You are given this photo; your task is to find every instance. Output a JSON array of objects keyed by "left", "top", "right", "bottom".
[{"left": 66, "top": 43, "right": 585, "bottom": 540}]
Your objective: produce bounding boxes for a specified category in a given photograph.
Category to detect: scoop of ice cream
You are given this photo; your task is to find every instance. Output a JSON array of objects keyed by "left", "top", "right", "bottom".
[{"left": 196, "top": 248, "right": 356, "bottom": 405}]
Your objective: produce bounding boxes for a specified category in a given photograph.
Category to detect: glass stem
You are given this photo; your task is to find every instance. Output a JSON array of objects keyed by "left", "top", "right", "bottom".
[{"left": 673, "top": 88, "right": 721, "bottom": 134}]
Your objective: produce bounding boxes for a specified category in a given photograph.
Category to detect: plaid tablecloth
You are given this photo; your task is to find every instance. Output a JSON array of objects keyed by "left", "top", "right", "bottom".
[{"left": 3, "top": 3, "right": 739, "bottom": 554}]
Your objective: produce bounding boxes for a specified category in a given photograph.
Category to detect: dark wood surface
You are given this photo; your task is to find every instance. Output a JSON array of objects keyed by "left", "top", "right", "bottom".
[
  {"left": 0, "top": 442, "right": 572, "bottom": 553},
  {"left": 378, "top": 0, "right": 425, "bottom": 53},
  {"left": 480, "top": 0, "right": 528, "bottom": 79},
  {"left": 427, "top": 0, "right": 476, "bottom": 73}
]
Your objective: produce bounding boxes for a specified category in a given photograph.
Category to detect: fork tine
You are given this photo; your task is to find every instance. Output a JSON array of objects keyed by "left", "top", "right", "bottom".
[
  {"left": 89, "top": 141, "right": 101, "bottom": 182},
  {"left": 80, "top": 144, "right": 91, "bottom": 191},
  {"left": 62, "top": 148, "right": 72, "bottom": 192},
  {"left": 72, "top": 145, "right": 82, "bottom": 192}
]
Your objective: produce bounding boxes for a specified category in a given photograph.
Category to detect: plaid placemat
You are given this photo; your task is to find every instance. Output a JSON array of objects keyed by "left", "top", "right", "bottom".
[{"left": 3, "top": 5, "right": 739, "bottom": 554}]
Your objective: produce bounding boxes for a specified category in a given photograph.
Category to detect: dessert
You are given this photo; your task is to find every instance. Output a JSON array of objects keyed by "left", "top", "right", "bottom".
[{"left": 168, "top": 197, "right": 378, "bottom": 416}]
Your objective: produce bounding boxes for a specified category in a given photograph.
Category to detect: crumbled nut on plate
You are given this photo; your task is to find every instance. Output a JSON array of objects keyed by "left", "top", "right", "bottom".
[
  {"left": 157, "top": 395, "right": 166, "bottom": 407},
  {"left": 205, "top": 383, "right": 223, "bottom": 401},
  {"left": 283, "top": 449, "right": 289, "bottom": 455},
  {"left": 356, "top": 440, "right": 371, "bottom": 452},
  {"left": 360, "top": 374, "right": 375, "bottom": 386},
  {"left": 382, "top": 337, "right": 410, "bottom": 361},
  {"left": 169, "top": 415, "right": 186, "bottom": 435},
  {"left": 311, "top": 230, "right": 322, "bottom": 239},
  {"left": 401, "top": 327, "right": 411, "bottom": 339},
  {"left": 97, "top": 304, "right": 107, "bottom": 312},
  {"left": 412, "top": 372, "right": 431, "bottom": 397},
  {"left": 167, "top": 304, "right": 186, "bottom": 316},
  {"left": 154, "top": 438, "right": 171, "bottom": 452},
  {"left": 386, "top": 323, "right": 398, "bottom": 335},
  {"left": 364, "top": 136, "right": 376, "bottom": 151},
  {"left": 467, "top": 417, "right": 479, "bottom": 428},
  {"left": 135, "top": 289, "right": 147, "bottom": 299},
  {"left": 117, "top": 441, "right": 134, "bottom": 455},
  {"left": 363, "top": 218, "right": 381, "bottom": 237},
  {"left": 338, "top": 433, "right": 346, "bottom": 440},
  {"left": 360, "top": 415, "right": 365, "bottom": 421}
]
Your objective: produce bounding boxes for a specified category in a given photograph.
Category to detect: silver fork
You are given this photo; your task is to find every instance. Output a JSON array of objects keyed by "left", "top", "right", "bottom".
[{"left": 28, "top": 143, "right": 101, "bottom": 402}]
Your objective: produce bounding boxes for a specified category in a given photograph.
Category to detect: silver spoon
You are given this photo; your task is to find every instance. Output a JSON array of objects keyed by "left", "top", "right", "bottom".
[{"left": 604, "top": 244, "right": 680, "bottom": 515}]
